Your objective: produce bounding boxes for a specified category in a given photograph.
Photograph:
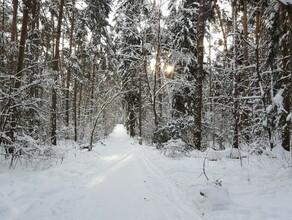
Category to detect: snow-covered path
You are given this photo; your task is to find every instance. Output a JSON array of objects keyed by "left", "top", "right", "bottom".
[
  {"left": 74, "top": 125, "right": 198, "bottom": 220},
  {"left": 0, "top": 125, "right": 200, "bottom": 220},
  {"left": 1, "top": 124, "right": 292, "bottom": 220}
]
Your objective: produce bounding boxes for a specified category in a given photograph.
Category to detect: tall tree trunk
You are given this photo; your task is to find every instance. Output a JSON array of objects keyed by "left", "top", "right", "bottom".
[
  {"left": 232, "top": 0, "right": 239, "bottom": 149},
  {"left": 73, "top": 38, "right": 81, "bottom": 142},
  {"left": 215, "top": 4, "right": 227, "bottom": 53},
  {"left": 10, "top": 0, "right": 18, "bottom": 72},
  {"left": 285, "top": 4, "right": 292, "bottom": 151},
  {"left": 78, "top": 84, "right": 83, "bottom": 128},
  {"left": 280, "top": 5, "right": 290, "bottom": 151},
  {"left": 65, "top": 0, "right": 75, "bottom": 127},
  {"left": 28, "top": 0, "right": 40, "bottom": 134},
  {"left": 127, "top": 93, "right": 136, "bottom": 138},
  {"left": 138, "top": 73, "right": 142, "bottom": 144},
  {"left": 254, "top": 13, "right": 273, "bottom": 149},
  {"left": 74, "top": 80, "right": 78, "bottom": 142},
  {"left": 194, "top": 0, "right": 206, "bottom": 150},
  {"left": 153, "top": 11, "right": 161, "bottom": 127},
  {"left": 243, "top": 1, "right": 248, "bottom": 64},
  {"left": 9, "top": 0, "right": 30, "bottom": 143},
  {"left": 241, "top": 0, "right": 250, "bottom": 143},
  {"left": 51, "top": 0, "right": 65, "bottom": 145}
]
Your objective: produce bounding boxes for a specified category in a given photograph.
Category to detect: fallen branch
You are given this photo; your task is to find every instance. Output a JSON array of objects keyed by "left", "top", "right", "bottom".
[{"left": 198, "top": 150, "right": 209, "bottom": 181}]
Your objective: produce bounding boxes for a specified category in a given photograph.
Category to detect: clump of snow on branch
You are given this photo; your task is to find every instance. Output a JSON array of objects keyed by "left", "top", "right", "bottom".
[{"left": 279, "top": 0, "right": 292, "bottom": 5}]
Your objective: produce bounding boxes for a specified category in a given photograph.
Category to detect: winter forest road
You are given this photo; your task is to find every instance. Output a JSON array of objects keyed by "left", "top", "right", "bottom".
[
  {"left": 2, "top": 125, "right": 292, "bottom": 220},
  {"left": 74, "top": 125, "right": 198, "bottom": 220},
  {"left": 1, "top": 125, "right": 200, "bottom": 220}
]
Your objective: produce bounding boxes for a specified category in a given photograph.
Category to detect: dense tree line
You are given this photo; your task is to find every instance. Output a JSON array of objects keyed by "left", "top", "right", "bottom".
[{"left": 0, "top": 0, "right": 291, "bottom": 163}]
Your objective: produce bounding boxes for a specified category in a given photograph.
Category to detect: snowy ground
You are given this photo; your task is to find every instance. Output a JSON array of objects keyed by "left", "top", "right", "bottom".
[{"left": 1, "top": 124, "right": 292, "bottom": 220}]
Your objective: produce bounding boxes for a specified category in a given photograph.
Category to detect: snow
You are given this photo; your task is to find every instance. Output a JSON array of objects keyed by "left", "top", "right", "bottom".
[
  {"left": 273, "top": 89, "right": 287, "bottom": 113},
  {"left": 1, "top": 124, "right": 292, "bottom": 220},
  {"left": 206, "top": 148, "right": 245, "bottom": 161},
  {"left": 279, "top": 0, "right": 292, "bottom": 5},
  {"left": 287, "top": 112, "right": 292, "bottom": 122},
  {"left": 199, "top": 183, "right": 232, "bottom": 211}
]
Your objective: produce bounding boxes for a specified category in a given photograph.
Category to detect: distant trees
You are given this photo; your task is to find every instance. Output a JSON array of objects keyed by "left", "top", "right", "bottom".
[
  {"left": 51, "top": 0, "right": 64, "bottom": 145},
  {"left": 167, "top": 0, "right": 197, "bottom": 119},
  {"left": 114, "top": 0, "right": 143, "bottom": 137},
  {"left": 0, "top": 0, "right": 115, "bottom": 160},
  {"left": 210, "top": 0, "right": 291, "bottom": 151},
  {"left": 155, "top": 0, "right": 214, "bottom": 150}
]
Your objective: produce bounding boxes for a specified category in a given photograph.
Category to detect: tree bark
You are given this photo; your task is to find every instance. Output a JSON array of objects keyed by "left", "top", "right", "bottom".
[
  {"left": 51, "top": 0, "right": 65, "bottom": 145},
  {"left": 285, "top": 5, "right": 292, "bottom": 151},
  {"left": 153, "top": 11, "right": 161, "bottom": 127},
  {"left": 232, "top": 0, "right": 239, "bottom": 149},
  {"left": 74, "top": 79, "right": 78, "bottom": 142},
  {"left": 138, "top": 74, "right": 142, "bottom": 144},
  {"left": 241, "top": 0, "right": 250, "bottom": 143},
  {"left": 280, "top": 4, "right": 290, "bottom": 151},
  {"left": 9, "top": 0, "right": 30, "bottom": 143},
  {"left": 65, "top": 0, "right": 75, "bottom": 127},
  {"left": 10, "top": 0, "right": 18, "bottom": 72},
  {"left": 194, "top": 0, "right": 207, "bottom": 150}
]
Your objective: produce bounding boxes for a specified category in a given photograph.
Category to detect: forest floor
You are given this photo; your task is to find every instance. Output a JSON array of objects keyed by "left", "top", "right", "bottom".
[{"left": 0, "top": 124, "right": 292, "bottom": 220}]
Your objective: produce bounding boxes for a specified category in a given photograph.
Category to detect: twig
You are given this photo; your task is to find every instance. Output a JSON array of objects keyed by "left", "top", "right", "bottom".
[{"left": 198, "top": 150, "right": 209, "bottom": 181}]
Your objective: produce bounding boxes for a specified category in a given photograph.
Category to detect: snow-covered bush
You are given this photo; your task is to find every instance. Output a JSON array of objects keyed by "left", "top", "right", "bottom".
[
  {"left": 206, "top": 147, "right": 246, "bottom": 161},
  {"left": 153, "top": 116, "right": 194, "bottom": 148},
  {"left": 1, "top": 134, "right": 70, "bottom": 169},
  {"left": 206, "top": 148, "right": 225, "bottom": 161},
  {"left": 160, "top": 138, "right": 189, "bottom": 158}
]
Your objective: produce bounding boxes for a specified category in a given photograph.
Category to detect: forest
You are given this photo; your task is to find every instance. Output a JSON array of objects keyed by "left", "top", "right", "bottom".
[{"left": 0, "top": 0, "right": 292, "bottom": 164}]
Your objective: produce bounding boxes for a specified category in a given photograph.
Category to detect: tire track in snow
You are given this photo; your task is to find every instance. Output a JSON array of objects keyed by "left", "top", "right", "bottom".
[
  {"left": 137, "top": 147, "right": 201, "bottom": 220},
  {"left": 75, "top": 147, "right": 164, "bottom": 220},
  {"left": 77, "top": 151, "right": 134, "bottom": 210}
]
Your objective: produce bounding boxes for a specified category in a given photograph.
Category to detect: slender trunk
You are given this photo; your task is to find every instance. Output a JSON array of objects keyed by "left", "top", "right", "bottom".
[
  {"left": 243, "top": 0, "right": 248, "bottom": 64},
  {"left": 9, "top": 0, "right": 30, "bottom": 143},
  {"left": 215, "top": 4, "right": 227, "bottom": 53},
  {"left": 78, "top": 84, "right": 83, "bottom": 128},
  {"left": 153, "top": 11, "right": 161, "bottom": 127},
  {"left": 89, "top": 92, "right": 122, "bottom": 150},
  {"left": 28, "top": 0, "right": 40, "bottom": 134},
  {"left": 285, "top": 5, "right": 292, "bottom": 151},
  {"left": 0, "top": 0, "right": 4, "bottom": 61},
  {"left": 127, "top": 90, "right": 136, "bottom": 138},
  {"left": 10, "top": 0, "right": 18, "bottom": 72},
  {"left": 232, "top": 1, "right": 239, "bottom": 149},
  {"left": 74, "top": 80, "right": 78, "bottom": 142},
  {"left": 1, "top": 0, "right": 4, "bottom": 31},
  {"left": 65, "top": 0, "right": 75, "bottom": 127},
  {"left": 194, "top": 1, "right": 206, "bottom": 150},
  {"left": 252, "top": 4, "right": 273, "bottom": 149},
  {"left": 194, "top": 76, "right": 203, "bottom": 150},
  {"left": 138, "top": 74, "right": 142, "bottom": 144},
  {"left": 279, "top": 5, "right": 290, "bottom": 151},
  {"left": 15, "top": 1, "right": 29, "bottom": 89},
  {"left": 90, "top": 64, "right": 96, "bottom": 116},
  {"left": 241, "top": 0, "right": 250, "bottom": 143},
  {"left": 73, "top": 38, "right": 81, "bottom": 142},
  {"left": 51, "top": 0, "right": 65, "bottom": 145}
]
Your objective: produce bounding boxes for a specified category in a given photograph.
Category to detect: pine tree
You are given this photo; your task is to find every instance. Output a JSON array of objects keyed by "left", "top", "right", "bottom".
[{"left": 113, "top": 0, "right": 146, "bottom": 137}]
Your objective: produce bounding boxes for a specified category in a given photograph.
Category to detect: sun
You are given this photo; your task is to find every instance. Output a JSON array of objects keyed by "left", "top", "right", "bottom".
[
  {"left": 165, "top": 64, "right": 174, "bottom": 74},
  {"left": 164, "top": 64, "right": 175, "bottom": 78}
]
